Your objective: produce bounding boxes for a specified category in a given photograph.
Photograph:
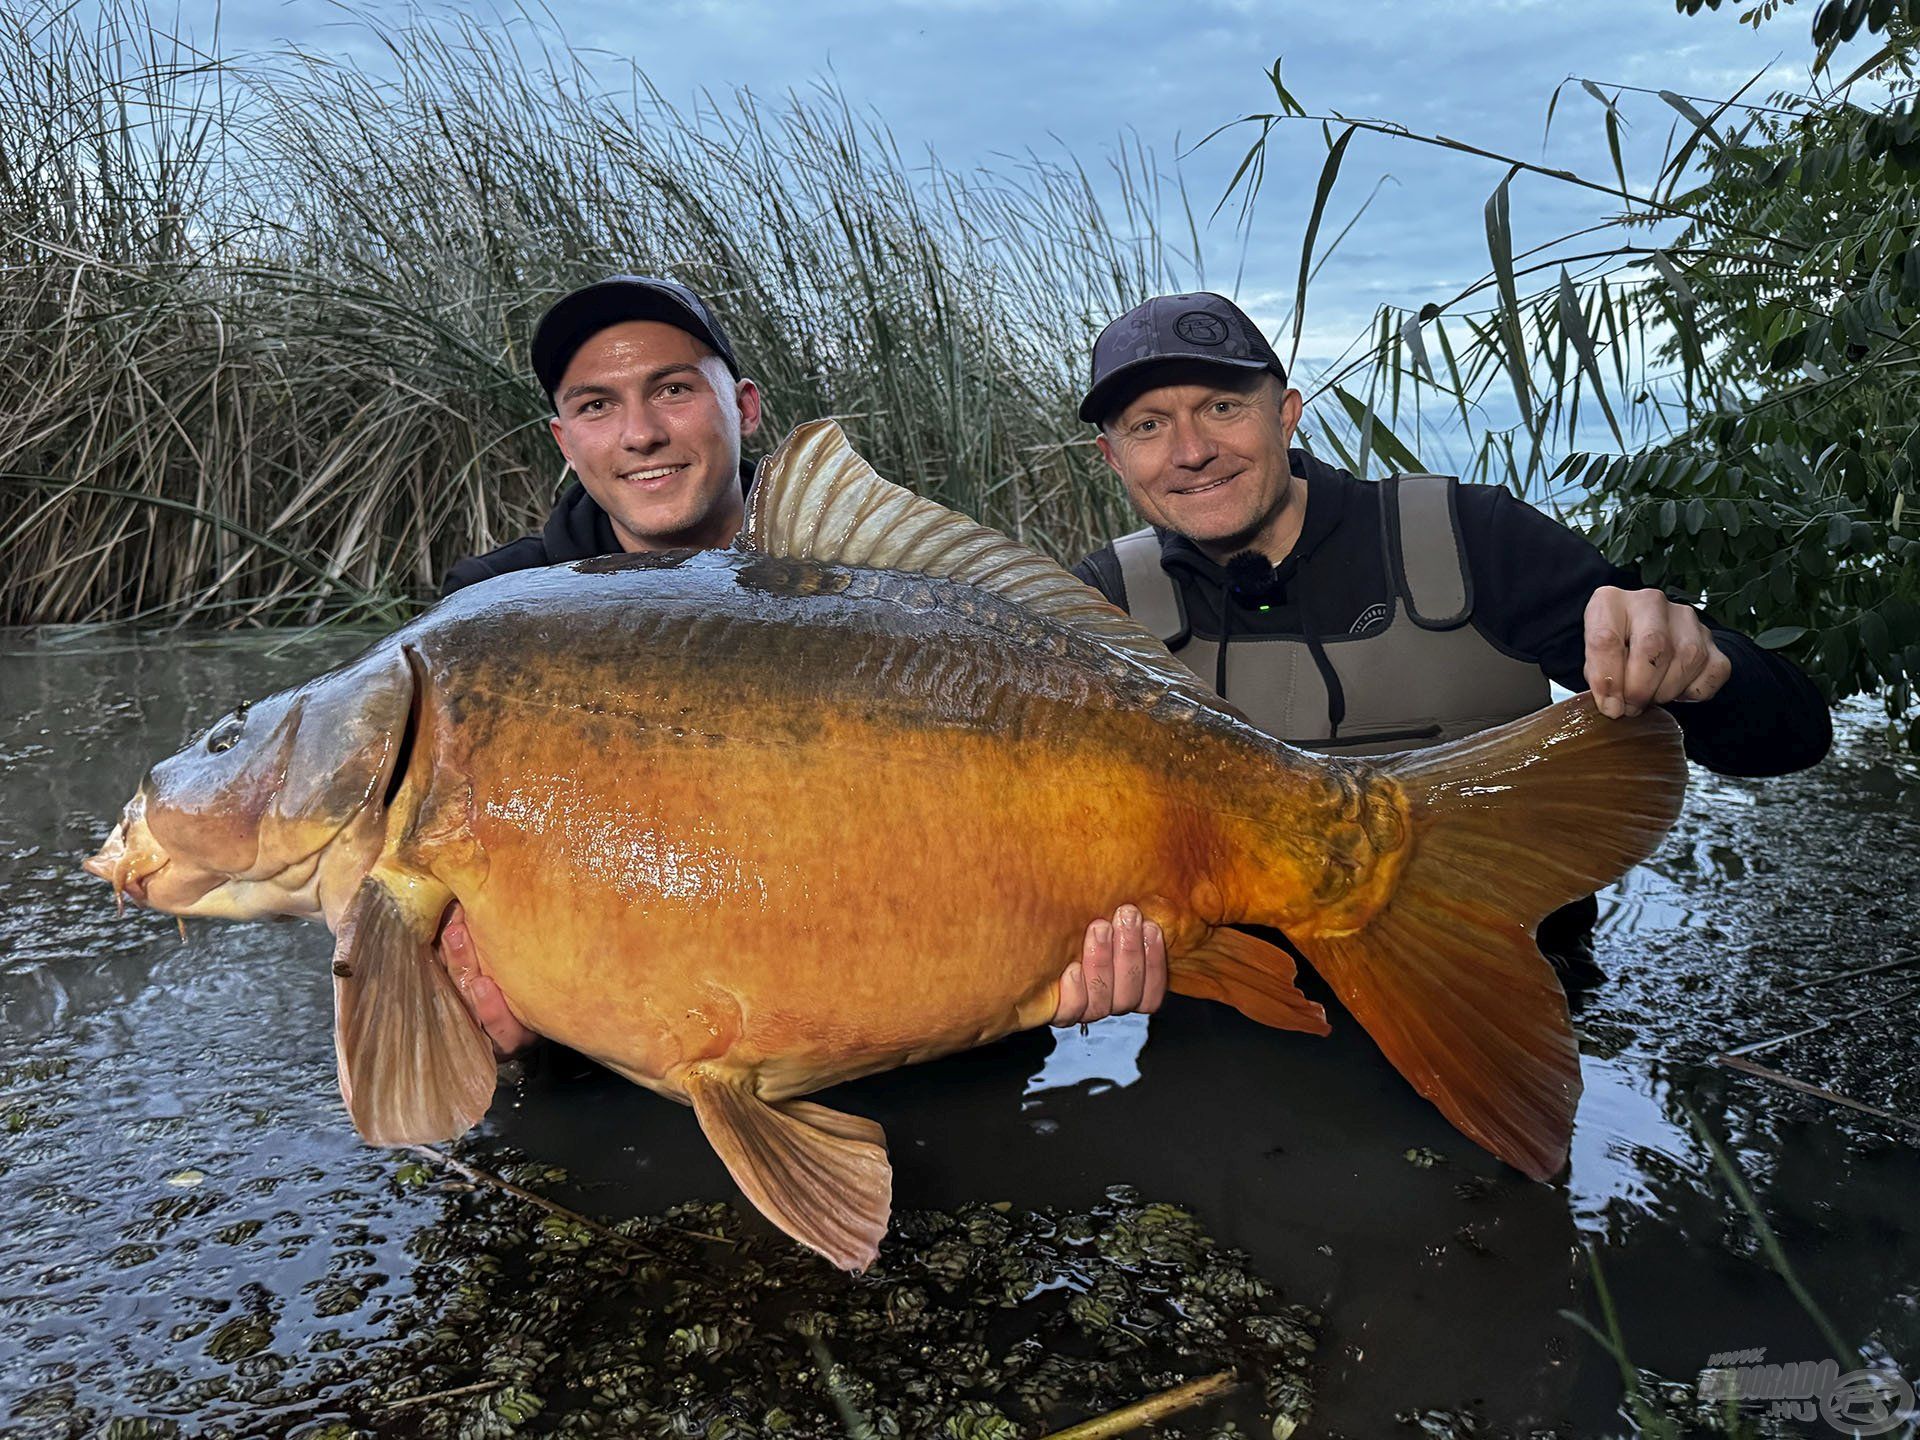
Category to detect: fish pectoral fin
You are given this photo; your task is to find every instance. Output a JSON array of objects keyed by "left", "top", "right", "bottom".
[
  {"left": 332, "top": 872, "right": 495, "bottom": 1147},
  {"left": 684, "top": 1068, "right": 892, "bottom": 1273},
  {"left": 1172, "top": 927, "right": 1331, "bottom": 1035}
]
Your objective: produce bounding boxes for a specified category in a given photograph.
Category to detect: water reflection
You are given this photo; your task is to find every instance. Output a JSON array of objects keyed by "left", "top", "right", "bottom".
[{"left": 1024, "top": 1012, "right": 1150, "bottom": 1097}]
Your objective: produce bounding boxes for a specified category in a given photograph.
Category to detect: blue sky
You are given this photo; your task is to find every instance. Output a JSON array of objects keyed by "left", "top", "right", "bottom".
[{"left": 177, "top": 0, "right": 1844, "bottom": 460}]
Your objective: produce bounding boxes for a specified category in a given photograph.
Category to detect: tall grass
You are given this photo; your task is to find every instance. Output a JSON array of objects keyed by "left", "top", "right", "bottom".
[{"left": 0, "top": 2, "right": 1194, "bottom": 625}]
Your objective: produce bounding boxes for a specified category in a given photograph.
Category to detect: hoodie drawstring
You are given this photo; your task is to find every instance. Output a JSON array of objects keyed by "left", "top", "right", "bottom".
[{"left": 1297, "top": 589, "right": 1346, "bottom": 741}]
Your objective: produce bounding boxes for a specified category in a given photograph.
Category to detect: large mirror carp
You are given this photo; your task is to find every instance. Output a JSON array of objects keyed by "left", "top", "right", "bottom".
[{"left": 86, "top": 421, "right": 1686, "bottom": 1271}]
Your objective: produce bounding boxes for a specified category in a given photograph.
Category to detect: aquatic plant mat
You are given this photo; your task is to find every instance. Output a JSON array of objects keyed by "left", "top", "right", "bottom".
[{"left": 0, "top": 1155, "right": 1316, "bottom": 1439}]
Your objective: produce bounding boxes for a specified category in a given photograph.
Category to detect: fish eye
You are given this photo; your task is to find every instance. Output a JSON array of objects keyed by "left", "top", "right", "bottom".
[{"left": 206, "top": 716, "right": 245, "bottom": 754}]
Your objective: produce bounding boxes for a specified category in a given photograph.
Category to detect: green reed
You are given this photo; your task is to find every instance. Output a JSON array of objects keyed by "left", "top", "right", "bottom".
[{"left": 0, "top": 1, "right": 1193, "bottom": 625}]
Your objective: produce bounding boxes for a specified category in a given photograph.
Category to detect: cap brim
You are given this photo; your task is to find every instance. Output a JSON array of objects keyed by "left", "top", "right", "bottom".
[
  {"left": 534, "top": 281, "right": 736, "bottom": 396},
  {"left": 1078, "top": 353, "right": 1276, "bottom": 424}
]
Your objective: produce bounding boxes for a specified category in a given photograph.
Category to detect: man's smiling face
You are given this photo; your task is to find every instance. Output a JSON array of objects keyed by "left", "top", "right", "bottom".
[
  {"left": 1095, "top": 365, "right": 1304, "bottom": 561},
  {"left": 548, "top": 320, "right": 763, "bottom": 553}
]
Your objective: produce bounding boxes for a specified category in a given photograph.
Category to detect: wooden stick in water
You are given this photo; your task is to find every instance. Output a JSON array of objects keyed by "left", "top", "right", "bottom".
[
  {"left": 1782, "top": 950, "right": 1919, "bottom": 995},
  {"left": 1034, "top": 1370, "right": 1241, "bottom": 1440},
  {"left": 1722, "top": 985, "right": 1920, "bottom": 1057},
  {"left": 407, "top": 1145, "right": 735, "bottom": 1255},
  {"left": 378, "top": 1378, "right": 506, "bottom": 1413},
  {"left": 1710, "top": 1055, "right": 1920, "bottom": 1135}
]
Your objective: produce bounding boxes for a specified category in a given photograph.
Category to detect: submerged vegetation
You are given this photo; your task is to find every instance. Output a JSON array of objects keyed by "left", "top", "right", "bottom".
[
  {"left": 0, "top": 0, "right": 1194, "bottom": 627},
  {"left": 7, "top": 1157, "right": 1317, "bottom": 1439}
]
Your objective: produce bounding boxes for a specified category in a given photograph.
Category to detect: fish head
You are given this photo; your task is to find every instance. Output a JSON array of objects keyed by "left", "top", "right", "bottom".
[{"left": 84, "top": 645, "right": 420, "bottom": 922}]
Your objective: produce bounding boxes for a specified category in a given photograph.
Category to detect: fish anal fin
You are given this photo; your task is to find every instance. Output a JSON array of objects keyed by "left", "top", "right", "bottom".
[
  {"left": 333, "top": 872, "right": 495, "bottom": 1147},
  {"left": 685, "top": 1068, "right": 892, "bottom": 1272},
  {"left": 1171, "top": 927, "right": 1330, "bottom": 1036}
]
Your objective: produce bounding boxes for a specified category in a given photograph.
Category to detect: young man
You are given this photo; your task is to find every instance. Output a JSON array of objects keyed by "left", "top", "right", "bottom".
[
  {"left": 437, "top": 276, "right": 1155, "bottom": 1053},
  {"left": 1071, "top": 291, "right": 1831, "bottom": 984},
  {"left": 441, "top": 275, "right": 762, "bottom": 596}
]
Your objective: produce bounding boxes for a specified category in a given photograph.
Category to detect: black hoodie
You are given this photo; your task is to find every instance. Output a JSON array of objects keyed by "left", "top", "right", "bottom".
[{"left": 440, "top": 460, "right": 757, "bottom": 598}]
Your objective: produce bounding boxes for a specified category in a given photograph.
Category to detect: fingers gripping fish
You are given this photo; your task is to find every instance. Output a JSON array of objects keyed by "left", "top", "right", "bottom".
[{"left": 86, "top": 420, "right": 1686, "bottom": 1271}]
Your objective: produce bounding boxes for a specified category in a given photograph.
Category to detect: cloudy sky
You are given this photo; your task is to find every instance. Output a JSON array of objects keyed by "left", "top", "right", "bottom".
[{"left": 170, "top": 0, "right": 1847, "bottom": 457}]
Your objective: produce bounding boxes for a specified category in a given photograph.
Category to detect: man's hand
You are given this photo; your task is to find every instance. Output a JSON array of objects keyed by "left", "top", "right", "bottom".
[
  {"left": 1051, "top": 904, "right": 1168, "bottom": 1027},
  {"left": 1583, "top": 585, "right": 1732, "bottom": 719},
  {"left": 437, "top": 905, "right": 538, "bottom": 1058}
]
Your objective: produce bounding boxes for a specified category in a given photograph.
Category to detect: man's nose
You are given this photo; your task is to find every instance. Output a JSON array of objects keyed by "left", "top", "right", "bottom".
[
  {"left": 620, "top": 402, "right": 670, "bottom": 451},
  {"left": 1167, "top": 416, "right": 1216, "bottom": 468}
]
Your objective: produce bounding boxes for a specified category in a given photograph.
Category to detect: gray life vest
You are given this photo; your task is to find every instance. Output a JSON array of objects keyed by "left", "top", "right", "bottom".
[{"left": 1112, "top": 474, "right": 1549, "bottom": 756}]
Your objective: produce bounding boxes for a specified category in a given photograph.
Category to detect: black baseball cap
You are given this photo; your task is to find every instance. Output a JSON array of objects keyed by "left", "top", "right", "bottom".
[
  {"left": 1079, "top": 292, "right": 1287, "bottom": 424},
  {"left": 531, "top": 275, "right": 741, "bottom": 400}
]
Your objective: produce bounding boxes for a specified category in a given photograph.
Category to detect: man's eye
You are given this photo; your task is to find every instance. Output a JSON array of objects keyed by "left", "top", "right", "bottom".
[
  {"left": 579, "top": 399, "right": 607, "bottom": 414},
  {"left": 1212, "top": 400, "right": 1239, "bottom": 415},
  {"left": 1135, "top": 419, "right": 1159, "bottom": 435},
  {"left": 206, "top": 717, "right": 244, "bottom": 754},
  {"left": 659, "top": 383, "right": 690, "bottom": 397}
]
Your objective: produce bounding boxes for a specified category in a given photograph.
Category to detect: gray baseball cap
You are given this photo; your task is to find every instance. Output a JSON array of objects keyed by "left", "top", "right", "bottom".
[
  {"left": 1079, "top": 292, "right": 1287, "bottom": 424},
  {"left": 532, "top": 275, "right": 741, "bottom": 399}
]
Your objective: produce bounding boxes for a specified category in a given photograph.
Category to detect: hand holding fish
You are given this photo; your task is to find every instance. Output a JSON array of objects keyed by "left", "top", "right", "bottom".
[
  {"left": 1583, "top": 585, "right": 1731, "bottom": 718},
  {"left": 437, "top": 908, "right": 537, "bottom": 1057},
  {"left": 1051, "top": 904, "right": 1167, "bottom": 1026}
]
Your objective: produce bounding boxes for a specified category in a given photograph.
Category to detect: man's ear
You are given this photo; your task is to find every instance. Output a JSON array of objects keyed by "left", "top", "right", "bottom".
[
  {"left": 548, "top": 415, "right": 574, "bottom": 471},
  {"left": 1277, "top": 386, "right": 1304, "bottom": 437},
  {"left": 735, "top": 378, "right": 764, "bottom": 439},
  {"left": 1094, "top": 431, "right": 1123, "bottom": 476}
]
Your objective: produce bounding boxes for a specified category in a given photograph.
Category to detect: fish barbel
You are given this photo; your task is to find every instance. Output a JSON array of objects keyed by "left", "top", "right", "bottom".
[{"left": 84, "top": 420, "right": 1685, "bottom": 1269}]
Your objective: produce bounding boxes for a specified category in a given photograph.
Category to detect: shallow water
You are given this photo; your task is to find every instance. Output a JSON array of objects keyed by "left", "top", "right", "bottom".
[{"left": 0, "top": 628, "right": 1915, "bottom": 1437}]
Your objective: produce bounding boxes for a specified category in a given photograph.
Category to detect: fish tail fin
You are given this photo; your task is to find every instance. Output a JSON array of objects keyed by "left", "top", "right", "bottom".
[{"left": 1289, "top": 697, "right": 1686, "bottom": 1178}]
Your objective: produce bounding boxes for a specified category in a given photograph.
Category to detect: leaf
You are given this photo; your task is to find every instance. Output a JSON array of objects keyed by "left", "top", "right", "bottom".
[
  {"left": 1715, "top": 498, "right": 1743, "bottom": 536},
  {"left": 1583, "top": 84, "right": 1633, "bottom": 203},
  {"left": 1268, "top": 56, "right": 1307, "bottom": 118},
  {"left": 1860, "top": 609, "right": 1893, "bottom": 661},
  {"left": 1827, "top": 512, "right": 1854, "bottom": 548},
  {"left": 1684, "top": 496, "right": 1707, "bottom": 534},
  {"left": 1400, "top": 312, "right": 1434, "bottom": 383},
  {"left": 1290, "top": 126, "right": 1356, "bottom": 371},
  {"left": 1331, "top": 385, "right": 1426, "bottom": 474},
  {"left": 1659, "top": 498, "right": 1679, "bottom": 537},
  {"left": 1755, "top": 626, "right": 1808, "bottom": 648},
  {"left": 1557, "top": 269, "right": 1625, "bottom": 447},
  {"left": 1647, "top": 250, "right": 1698, "bottom": 310},
  {"left": 1484, "top": 169, "right": 1536, "bottom": 436}
]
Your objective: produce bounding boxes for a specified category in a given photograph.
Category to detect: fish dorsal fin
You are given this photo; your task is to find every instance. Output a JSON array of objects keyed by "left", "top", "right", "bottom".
[{"left": 742, "top": 419, "right": 1229, "bottom": 710}]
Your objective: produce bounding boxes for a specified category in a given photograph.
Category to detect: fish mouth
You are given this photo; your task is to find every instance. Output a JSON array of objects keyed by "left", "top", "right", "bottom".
[{"left": 83, "top": 798, "right": 177, "bottom": 913}]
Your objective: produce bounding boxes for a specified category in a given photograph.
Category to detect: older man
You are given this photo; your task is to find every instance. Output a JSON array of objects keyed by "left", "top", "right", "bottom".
[
  {"left": 437, "top": 275, "right": 1156, "bottom": 1052},
  {"left": 1071, "top": 291, "right": 1831, "bottom": 991}
]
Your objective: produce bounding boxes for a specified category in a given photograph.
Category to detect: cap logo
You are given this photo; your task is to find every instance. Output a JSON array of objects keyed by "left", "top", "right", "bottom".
[{"left": 1174, "top": 311, "right": 1229, "bottom": 346}]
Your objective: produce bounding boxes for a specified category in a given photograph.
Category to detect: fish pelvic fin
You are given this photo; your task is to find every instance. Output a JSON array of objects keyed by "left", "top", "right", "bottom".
[
  {"left": 1170, "top": 928, "right": 1329, "bottom": 1036},
  {"left": 684, "top": 1067, "right": 892, "bottom": 1273},
  {"left": 333, "top": 870, "right": 495, "bottom": 1147},
  {"left": 1289, "top": 695, "right": 1687, "bottom": 1181}
]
